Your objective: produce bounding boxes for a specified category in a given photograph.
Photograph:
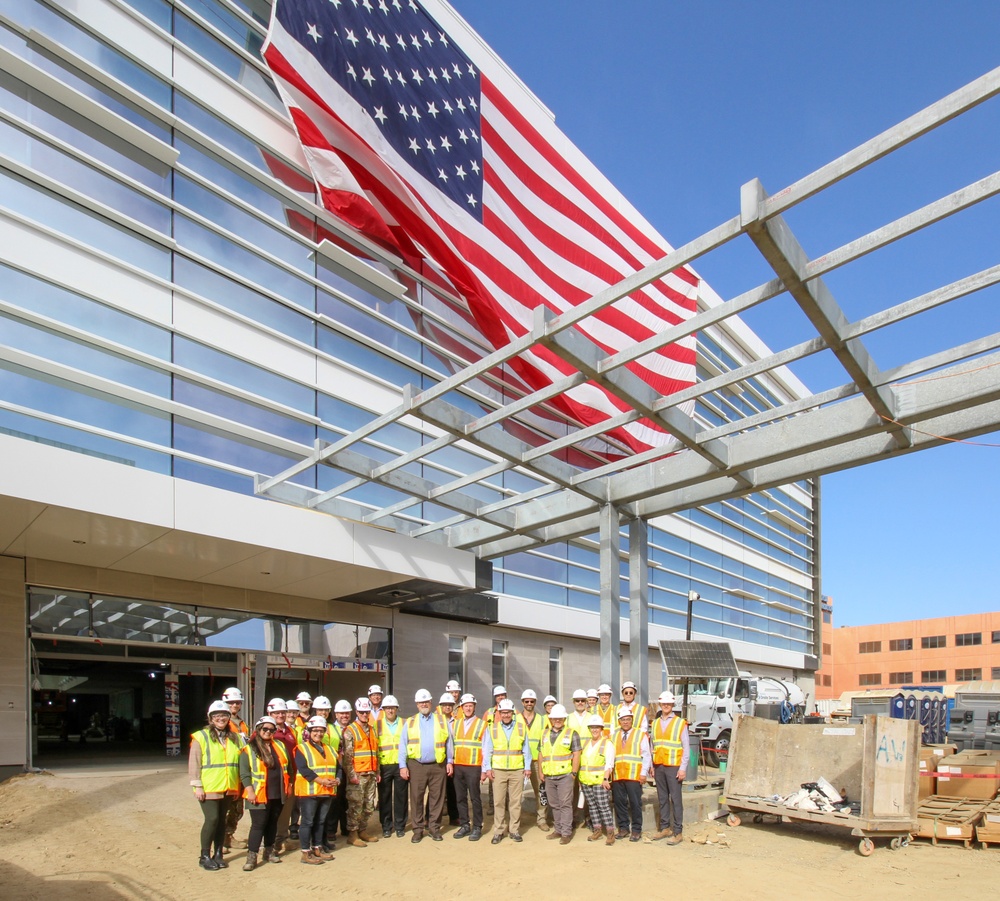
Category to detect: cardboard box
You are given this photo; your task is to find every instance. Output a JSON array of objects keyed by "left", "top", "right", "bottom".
[
  {"left": 919, "top": 744, "right": 957, "bottom": 800},
  {"left": 975, "top": 800, "right": 1000, "bottom": 844},
  {"left": 916, "top": 795, "right": 987, "bottom": 843},
  {"left": 936, "top": 750, "right": 1000, "bottom": 800}
]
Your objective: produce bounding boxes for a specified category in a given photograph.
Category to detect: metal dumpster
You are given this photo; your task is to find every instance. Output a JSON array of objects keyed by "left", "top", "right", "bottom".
[{"left": 722, "top": 713, "right": 919, "bottom": 856}]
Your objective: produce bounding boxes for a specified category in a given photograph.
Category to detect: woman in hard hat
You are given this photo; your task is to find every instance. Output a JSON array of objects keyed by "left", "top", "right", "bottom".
[
  {"left": 238, "top": 716, "right": 291, "bottom": 871},
  {"left": 189, "top": 700, "right": 242, "bottom": 871},
  {"left": 294, "top": 715, "right": 340, "bottom": 864},
  {"left": 578, "top": 715, "right": 617, "bottom": 845}
]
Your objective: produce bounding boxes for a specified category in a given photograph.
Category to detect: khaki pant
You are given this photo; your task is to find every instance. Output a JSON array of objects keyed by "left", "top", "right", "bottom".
[
  {"left": 492, "top": 768, "right": 524, "bottom": 837},
  {"left": 408, "top": 760, "right": 446, "bottom": 836}
]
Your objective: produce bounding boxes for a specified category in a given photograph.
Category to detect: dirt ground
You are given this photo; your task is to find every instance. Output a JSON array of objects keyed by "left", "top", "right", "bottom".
[{"left": 0, "top": 763, "right": 996, "bottom": 901}]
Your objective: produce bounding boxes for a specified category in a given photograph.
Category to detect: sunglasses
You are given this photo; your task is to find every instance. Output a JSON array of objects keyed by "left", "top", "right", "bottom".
[{"left": 259, "top": 726, "right": 276, "bottom": 733}]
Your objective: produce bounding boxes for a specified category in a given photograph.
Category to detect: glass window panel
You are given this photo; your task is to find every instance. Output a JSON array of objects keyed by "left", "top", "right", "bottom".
[
  {"left": 317, "top": 290, "right": 422, "bottom": 360},
  {"left": 120, "top": 0, "right": 172, "bottom": 29},
  {"left": 316, "top": 326, "right": 425, "bottom": 387},
  {"left": 503, "top": 574, "right": 567, "bottom": 605}
]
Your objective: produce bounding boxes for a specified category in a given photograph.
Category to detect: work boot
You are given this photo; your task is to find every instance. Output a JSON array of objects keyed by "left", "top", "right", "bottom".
[
  {"left": 312, "top": 846, "right": 335, "bottom": 861},
  {"left": 226, "top": 833, "right": 248, "bottom": 849},
  {"left": 358, "top": 829, "right": 379, "bottom": 843},
  {"left": 652, "top": 828, "right": 672, "bottom": 840},
  {"left": 199, "top": 854, "right": 220, "bottom": 871},
  {"left": 212, "top": 849, "right": 229, "bottom": 869},
  {"left": 666, "top": 833, "right": 684, "bottom": 846},
  {"left": 605, "top": 827, "right": 616, "bottom": 846},
  {"left": 536, "top": 821, "right": 551, "bottom": 833},
  {"left": 347, "top": 831, "right": 368, "bottom": 848},
  {"left": 264, "top": 845, "right": 282, "bottom": 863},
  {"left": 242, "top": 851, "right": 257, "bottom": 871},
  {"left": 588, "top": 828, "right": 604, "bottom": 842},
  {"left": 300, "top": 851, "right": 323, "bottom": 865}
]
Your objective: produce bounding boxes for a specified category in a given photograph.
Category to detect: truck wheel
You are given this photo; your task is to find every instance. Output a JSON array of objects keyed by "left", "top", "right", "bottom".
[{"left": 713, "top": 730, "right": 731, "bottom": 770}]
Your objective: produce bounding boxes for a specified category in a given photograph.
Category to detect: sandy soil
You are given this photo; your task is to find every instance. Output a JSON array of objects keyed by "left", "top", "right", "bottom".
[{"left": 0, "top": 764, "right": 996, "bottom": 901}]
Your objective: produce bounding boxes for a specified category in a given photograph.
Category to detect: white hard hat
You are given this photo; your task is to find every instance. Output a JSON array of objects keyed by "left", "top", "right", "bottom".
[
  {"left": 255, "top": 716, "right": 277, "bottom": 730},
  {"left": 415, "top": 689, "right": 433, "bottom": 703},
  {"left": 222, "top": 687, "right": 244, "bottom": 702},
  {"left": 549, "top": 704, "right": 568, "bottom": 719},
  {"left": 368, "top": 684, "right": 383, "bottom": 696},
  {"left": 493, "top": 685, "right": 507, "bottom": 697},
  {"left": 598, "top": 684, "right": 612, "bottom": 694},
  {"left": 285, "top": 700, "right": 298, "bottom": 711},
  {"left": 617, "top": 705, "right": 635, "bottom": 720},
  {"left": 497, "top": 699, "right": 515, "bottom": 712},
  {"left": 543, "top": 695, "right": 557, "bottom": 705},
  {"left": 658, "top": 691, "right": 676, "bottom": 705},
  {"left": 621, "top": 681, "right": 636, "bottom": 692},
  {"left": 208, "top": 700, "right": 230, "bottom": 716},
  {"left": 572, "top": 689, "right": 588, "bottom": 700},
  {"left": 355, "top": 698, "right": 372, "bottom": 712},
  {"left": 586, "top": 688, "right": 598, "bottom": 698},
  {"left": 266, "top": 697, "right": 286, "bottom": 711},
  {"left": 312, "top": 695, "right": 332, "bottom": 710},
  {"left": 521, "top": 689, "right": 537, "bottom": 700},
  {"left": 306, "top": 716, "right": 328, "bottom": 730},
  {"left": 296, "top": 691, "right": 313, "bottom": 702},
  {"left": 334, "top": 700, "right": 352, "bottom": 713},
  {"left": 446, "top": 680, "right": 461, "bottom": 691},
  {"left": 438, "top": 693, "right": 456, "bottom": 705},
  {"left": 587, "top": 715, "right": 605, "bottom": 728},
  {"left": 382, "top": 695, "right": 399, "bottom": 708},
  {"left": 460, "top": 693, "right": 476, "bottom": 705}
]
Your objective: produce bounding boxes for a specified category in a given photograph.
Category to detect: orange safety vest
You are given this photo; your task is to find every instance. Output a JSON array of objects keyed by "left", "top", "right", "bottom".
[
  {"left": 242, "top": 740, "right": 290, "bottom": 803},
  {"left": 490, "top": 718, "right": 527, "bottom": 770},
  {"left": 595, "top": 703, "right": 616, "bottom": 738},
  {"left": 346, "top": 721, "right": 379, "bottom": 774},
  {"left": 453, "top": 716, "right": 486, "bottom": 767},
  {"left": 295, "top": 740, "right": 338, "bottom": 797},
  {"left": 651, "top": 715, "right": 687, "bottom": 767},
  {"left": 614, "top": 728, "right": 644, "bottom": 782}
]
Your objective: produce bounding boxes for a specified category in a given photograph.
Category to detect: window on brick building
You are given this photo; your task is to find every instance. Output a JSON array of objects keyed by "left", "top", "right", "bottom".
[
  {"left": 955, "top": 632, "right": 982, "bottom": 647},
  {"left": 889, "top": 638, "right": 912, "bottom": 651},
  {"left": 955, "top": 668, "right": 982, "bottom": 682},
  {"left": 889, "top": 672, "right": 913, "bottom": 684},
  {"left": 921, "top": 670, "right": 946, "bottom": 682},
  {"left": 858, "top": 673, "right": 881, "bottom": 686},
  {"left": 858, "top": 641, "right": 881, "bottom": 654},
  {"left": 921, "top": 635, "right": 946, "bottom": 649}
]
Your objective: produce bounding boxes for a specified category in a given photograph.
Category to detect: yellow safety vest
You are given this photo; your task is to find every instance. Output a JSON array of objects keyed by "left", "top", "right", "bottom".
[
  {"left": 579, "top": 738, "right": 611, "bottom": 786},
  {"left": 622, "top": 703, "right": 649, "bottom": 731},
  {"left": 377, "top": 717, "right": 402, "bottom": 765},
  {"left": 242, "top": 740, "right": 290, "bottom": 803},
  {"left": 614, "top": 728, "right": 644, "bottom": 782},
  {"left": 539, "top": 727, "right": 575, "bottom": 777},
  {"left": 295, "top": 740, "right": 337, "bottom": 797},
  {"left": 651, "top": 715, "right": 687, "bottom": 767},
  {"left": 192, "top": 729, "right": 241, "bottom": 793},
  {"left": 405, "top": 713, "right": 449, "bottom": 764},
  {"left": 454, "top": 716, "right": 486, "bottom": 767},
  {"left": 490, "top": 719, "right": 526, "bottom": 770},
  {"left": 520, "top": 711, "right": 545, "bottom": 758},
  {"left": 346, "top": 721, "right": 379, "bottom": 774},
  {"left": 568, "top": 710, "right": 591, "bottom": 744}
]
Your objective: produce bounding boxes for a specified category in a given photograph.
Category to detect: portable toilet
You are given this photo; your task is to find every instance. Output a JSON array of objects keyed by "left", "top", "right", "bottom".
[
  {"left": 919, "top": 696, "right": 934, "bottom": 743},
  {"left": 891, "top": 692, "right": 906, "bottom": 719}
]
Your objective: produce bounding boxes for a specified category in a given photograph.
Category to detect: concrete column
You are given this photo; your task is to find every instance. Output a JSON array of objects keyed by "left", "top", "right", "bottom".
[
  {"left": 598, "top": 505, "right": 621, "bottom": 698},
  {"left": 0, "top": 556, "right": 27, "bottom": 775}
]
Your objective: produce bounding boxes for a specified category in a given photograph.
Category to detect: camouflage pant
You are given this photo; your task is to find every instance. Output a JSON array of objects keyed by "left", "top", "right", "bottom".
[
  {"left": 346, "top": 773, "right": 378, "bottom": 832},
  {"left": 225, "top": 796, "right": 244, "bottom": 836}
]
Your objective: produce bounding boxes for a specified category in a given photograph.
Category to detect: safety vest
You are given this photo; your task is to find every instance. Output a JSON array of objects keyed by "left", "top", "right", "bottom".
[
  {"left": 377, "top": 717, "right": 402, "bottom": 765},
  {"left": 295, "top": 740, "right": 338, "bottom": 797},
  {"left": 568, "top": 710, "right": 591, "bottom": 744},
  {"left": 539, "top": 726, "right": 575, "bottom": 777},
  {"left": 520, "top": 711, "right": 545, "bottom": 758},
  {"left": 405, "top": 713, "right": 449, "bottom": 764},
  {"left": 652, "top": 715, "right": 687, "bottom": 767},
  {"left": 346, "top": 721, "right": 379, "bottom": 774},
  {"left": 192, "top": 729, "right": 241, "bottom": 793},
  {"left": 614, "top": 728, "right": 644, "bottom": 782},
  {"left": 230, "top": 718, "right": 250, "bottom": 738},
  {"left": 595, "top": 704, "right": 616, "bottom": 738},
  {"left": 490, "top": 719, "right": 526, "bottom": 770},
  {"left": 621, "top": 703, "right": 649, "bottom": 731},
  {"left": 453, "top": 716, "right": 486, "bottom": 767},
  {"left": 242, "top": 740, "right": 290, "bottom": 803},
  {"left": 579, "top": 738, "right": 611, "bottom": 786}
]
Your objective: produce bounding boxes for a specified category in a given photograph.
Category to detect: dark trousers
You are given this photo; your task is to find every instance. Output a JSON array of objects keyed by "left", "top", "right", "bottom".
[
  {"left": 446, "top": 770, "right": 459, "bottom": 821},
  {"left": 408, "top": 760, "right": 446, "bottom": 836},
  {"left": 198, "top": 796, "right": 230, "bottom": 856},
  {"left": 299, "top": 795, "right": 333, "bottom": 852},
  {"left": 378, "top": 762, "right": 408, "bottom": 833},
  {"left": 453, "top": 764, "right": 483, "bottom": 829},
  {"left": 247, "top": 800, "right": 283, "bottom": 853},
  {"left": 654, "top": 764, "right": 684, "bottom": 834},
  {"left": 612, "top": 779, "right": 644, "bottom": 834}
]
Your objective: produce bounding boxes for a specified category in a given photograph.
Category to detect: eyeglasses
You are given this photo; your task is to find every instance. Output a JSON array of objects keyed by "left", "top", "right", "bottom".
[
  {"left": 622, "top": 689, "right": 636, "bottom": 695},
  {"left": 259, "top": 726, "right": 276, "bottom": 733},
  {"left": 523, "top": 699, "right": 536, "bottom": 703}
]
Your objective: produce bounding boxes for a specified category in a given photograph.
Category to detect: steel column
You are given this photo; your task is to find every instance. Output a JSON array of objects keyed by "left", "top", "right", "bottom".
[
  {"left": 628, "top": 518, "right": 649, "bottom": 705},
  {"left": 599, "top": 504, "right": 621, "bottom": 697}
]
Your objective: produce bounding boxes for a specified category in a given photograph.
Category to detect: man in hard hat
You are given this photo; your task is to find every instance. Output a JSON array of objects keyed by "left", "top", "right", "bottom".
[
  {"left": 542, "top": 695, "right": 557, "bottom": 720},
  {"left": 483, "top": 685, "right": 507, "bottom": 815},
  {"left": 343, "top": 698, "right": 381, "bottom": 847},
  {"left": 285, "top": 700, "right": 304, "bottom": 843},
  {"left": 567, "top": 690, "right": 592, "bottom": 828},
  {"left": 267, "top": 698, "right": 298, "bottom": 856},
  {"left": 586, "top": 688, "right": 599, "bottom": 712},
  {"left": 445, "top": 680, "right": 463, "bottom": 718},
  {"left": 612, "top": 706, "right": 651, "bottom": 841},
  {"left": 619, "top": 681, "right": 649, "bottom": 732},
  {"left": 376, "top": 695, "right": 407, "bottom": 838},
  {"left": 579, "top": 714, "right": 616, "bottom": 845},
  {"left": 435, "top": 693, "right": 460, "bottom": 825},
  {"left": 367, "top": 685, "right": 384, "bottom": 725},
  {"left": 483, "top": 699, "right": 532, "bottom": 844},
  {"left": 519, "top": 689, "right": 549, "bottom": 832},
  {"left": 293, "top": 692, "right": 313, "bottom": 734},
  {"left": 651, "top": 690, "right": 690, "bottom": 845},
  {"left": 400, "top": 689, "right": 454, "bottom": 842},
  {"left": 451, "top": 693, "right": 486, "bottom": 841},
  {"left": 221, "top": 687, "right": 249, "bottom": 851},
  {"left": 595, "top": 685, "right": 615, "bottom": 739},
  {"left": 325, "top": 699, "right": 353, "bottom": 844},
  {"left": 537, "top": 704, "right": 581, "bottom": 844}
]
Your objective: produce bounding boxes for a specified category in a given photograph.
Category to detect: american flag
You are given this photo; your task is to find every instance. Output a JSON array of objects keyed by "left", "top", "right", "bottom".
[{"left": 262, "top": 0, "right": 698, "bottom": 456}]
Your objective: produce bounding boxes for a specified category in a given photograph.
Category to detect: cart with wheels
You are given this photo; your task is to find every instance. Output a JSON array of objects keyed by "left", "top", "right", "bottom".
[{"left": 721, "top": 713, "right": 919, "bottom": 857}]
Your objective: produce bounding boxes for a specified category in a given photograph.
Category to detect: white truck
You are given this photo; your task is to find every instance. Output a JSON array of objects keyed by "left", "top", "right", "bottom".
[{"left": 678, "top": 672, "right": 807, "bottom": 767}]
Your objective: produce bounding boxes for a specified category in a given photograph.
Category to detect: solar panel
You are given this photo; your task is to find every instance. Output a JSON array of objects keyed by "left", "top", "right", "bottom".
[{"left": 658, "top": 640, "right": 739, "bottom": 679}]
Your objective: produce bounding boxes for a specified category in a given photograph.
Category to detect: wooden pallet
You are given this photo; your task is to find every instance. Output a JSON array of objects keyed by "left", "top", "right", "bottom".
[
  {"left": 976, "top": 800, "right": 1000, "bottom": 848},
  {"left": 915, "top": 795, "right": 989, "bottom": 848}
]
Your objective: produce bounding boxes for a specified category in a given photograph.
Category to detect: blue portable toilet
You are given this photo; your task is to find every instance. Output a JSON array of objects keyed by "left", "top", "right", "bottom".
[
  {"left": 891, "top": 692, "right": 905, "bottom": 719},
  {"left": 919, "top": 695, "right": 933, "bottom": 743},
  {"left": 905, "top": 694, "right": 918, "bottom": 720}
]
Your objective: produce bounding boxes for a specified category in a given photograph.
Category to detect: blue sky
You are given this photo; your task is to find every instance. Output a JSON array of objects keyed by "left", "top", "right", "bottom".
[{"left": 450, "top": 1, "right": 1000, "bottom": 626}]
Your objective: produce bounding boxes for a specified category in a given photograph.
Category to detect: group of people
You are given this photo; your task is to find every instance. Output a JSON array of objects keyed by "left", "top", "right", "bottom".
[{"left": 188, "top": 679, "right": 690, "bottom": 871}]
